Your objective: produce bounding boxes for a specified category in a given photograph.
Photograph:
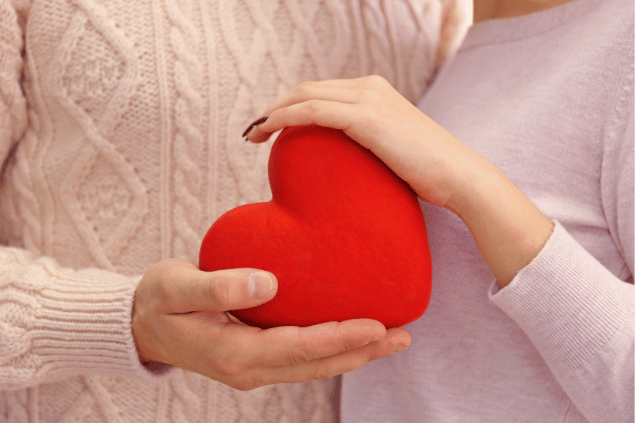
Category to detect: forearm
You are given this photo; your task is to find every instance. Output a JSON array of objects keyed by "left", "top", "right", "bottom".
[
  {"left": 441, "top": 141, "right": 633, "bottom": 422},
  {"left": 447, "top": 156, "right": 555, "bottom": 287}
]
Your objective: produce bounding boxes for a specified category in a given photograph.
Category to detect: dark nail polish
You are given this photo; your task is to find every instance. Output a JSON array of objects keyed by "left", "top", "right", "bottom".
[{"left": 242, "top": 115, "right": 269, "bottom": 138}]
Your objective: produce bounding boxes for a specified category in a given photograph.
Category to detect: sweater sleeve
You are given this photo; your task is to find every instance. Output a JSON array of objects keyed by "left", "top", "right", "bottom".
[
  {"left": 489, "top": 68, "right": 634, "bottom": 423},
  {"left": 0, "top": 247, "right": 170, "bottom": 389},
  {"left": 0, "top": 1, "right": 165, "bottom": 389},
  {"left": 0, "top": 0, "right": 173, "bottom": 389}
]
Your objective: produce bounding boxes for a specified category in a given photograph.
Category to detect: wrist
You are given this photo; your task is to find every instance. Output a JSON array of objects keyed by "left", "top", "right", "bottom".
[
  {"left": 447, "top": 160, "right": 554, "bottom": 287},
  {"left": 443, "top": 152, "right": 497, "bottom": 219}
]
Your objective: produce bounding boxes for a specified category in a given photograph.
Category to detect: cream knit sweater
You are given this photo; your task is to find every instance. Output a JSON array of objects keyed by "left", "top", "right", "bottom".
[{"left": 0, "top": 0, "right": 465, "bottom": 421}]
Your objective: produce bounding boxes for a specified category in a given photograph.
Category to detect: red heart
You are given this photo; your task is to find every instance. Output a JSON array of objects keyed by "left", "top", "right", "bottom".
[{"left": 199, "top": 125, "right": 431, "bottom": 329}]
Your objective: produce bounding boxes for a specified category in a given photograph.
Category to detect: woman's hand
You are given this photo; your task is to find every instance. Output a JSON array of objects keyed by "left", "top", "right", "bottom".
[
  {"left": 132, "top": 259, "right": 409, "bottom": 390},
  {"left": 244, "top": 75, "right": 483, "bottom": 211},
  {"left": 245, "top": 76, "right": 554, "bottom": 287}
]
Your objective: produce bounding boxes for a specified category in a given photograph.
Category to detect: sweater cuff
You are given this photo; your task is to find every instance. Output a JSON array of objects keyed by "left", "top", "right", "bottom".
[
  {"left": 0, "top": 250, "right": 171, "bottom": 388},
  {"left": 489, "top": 221, "right": 634, "bottom": 374},
  {"left": 33, "top": 270, "right": 171, "bottom": 383}
]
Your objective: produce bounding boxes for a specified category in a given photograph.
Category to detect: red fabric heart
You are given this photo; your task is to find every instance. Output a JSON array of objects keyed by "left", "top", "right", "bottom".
[{"left": 199, "top": 125, "right": 431, "bottom": 328}]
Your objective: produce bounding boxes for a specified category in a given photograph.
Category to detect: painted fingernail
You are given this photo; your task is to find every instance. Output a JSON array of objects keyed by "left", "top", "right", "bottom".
[
  {"left": 248, "top": 272, "right": 273, "bottom": 300},
  {"left": 242, "top": 115, "right": 269, "bottom": 139}
]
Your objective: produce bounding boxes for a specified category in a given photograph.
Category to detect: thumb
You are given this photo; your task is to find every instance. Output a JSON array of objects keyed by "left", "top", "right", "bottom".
[{"left": 167, "top": 265, "right": 278, "bottom": 313}]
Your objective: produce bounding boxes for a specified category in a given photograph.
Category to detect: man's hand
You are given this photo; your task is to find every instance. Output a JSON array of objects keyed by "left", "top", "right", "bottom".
[{"left": 132, "top": 259, "right": 410, "bottom": 390}]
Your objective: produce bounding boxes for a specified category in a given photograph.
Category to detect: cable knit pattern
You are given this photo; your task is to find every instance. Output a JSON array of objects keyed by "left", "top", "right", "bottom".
[
  {"left": 0, "top": 0, "right": 25, "bottom": 160},
  {"left": 3, "top": 128, "right": 41, "bottom": 254},
  {"left": 55, "top": 1, "right": 148, "bottom": 270},
  {"left": 0, "top": 247, "right": 147, "bottom": 390},
  {"left": 0, "top": 0, "right": 467, "bottom": 421},
  {"left": 167, "top": 0, "right": 205, "bottom": 260}
]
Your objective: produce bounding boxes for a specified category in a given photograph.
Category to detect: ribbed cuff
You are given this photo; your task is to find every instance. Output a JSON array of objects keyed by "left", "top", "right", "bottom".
[
  {"left": 489, "top": 221, "right": 634, "bottom": 374},
  {"left": 0, "top": 249, "right": 171, "bottom": 388}
]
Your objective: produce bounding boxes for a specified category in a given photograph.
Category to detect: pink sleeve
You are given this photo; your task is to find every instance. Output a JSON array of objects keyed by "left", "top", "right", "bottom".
[
  {"left": 490, "top": 47, "right": 634, "bottom": 423},
  {"left": 490, "top": 222, "right": 633, "bottom": 423}
]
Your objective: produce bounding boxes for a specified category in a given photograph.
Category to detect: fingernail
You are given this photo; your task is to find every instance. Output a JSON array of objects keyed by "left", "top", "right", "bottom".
[
  {"left": 392, "top": 343, "right": 408, "bottom": 354},
  {"left": 242, "top": 115, "right": 269, "bottom": 138},
  {"left": 248, "top": 272, "right": 273, "bottom": 300}
]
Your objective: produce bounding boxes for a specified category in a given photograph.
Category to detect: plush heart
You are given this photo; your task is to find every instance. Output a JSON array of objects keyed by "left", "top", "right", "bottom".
[{"left": 199, "top": 125, "right": 432, "bottom": 329}]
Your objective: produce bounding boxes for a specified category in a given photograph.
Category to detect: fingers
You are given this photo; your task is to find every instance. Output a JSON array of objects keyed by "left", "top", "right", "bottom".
[
  {"left": 230, "top": 327, "right": 411, "bottom": 391},
  {"left": 144, "top": 260, "right": 278, "bottom": 314},
  {"left": 244, "top": 76, "right": 388, "bottom": 143},
  {"left": 135, "top": 259, "right": 414, "bottom": 391},
  {"left": 177, "top": 268, "right": 277, "bottom": 313},
  {"left": 239, "top": 319, "right": 388, "bottom": 368},
  {"left": 172, "top": 314, "right": 409, "bottom": 387},
  {"left": 270, "top": 327, "right": 411, "bottom": 381},
  {"left": 264, "top": 81, "right": 361, "bottom": 115},
  {"left": 248, "top": 100, "right": 360, "bottom": 143},
  {"left": 173, "top": 316, "right": 388, "bottom": 370}
]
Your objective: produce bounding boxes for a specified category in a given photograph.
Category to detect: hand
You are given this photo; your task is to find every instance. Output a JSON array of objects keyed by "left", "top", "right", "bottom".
[
  {"left": 244, "top": 75, "right": 485, "bottom": 211},
  {"left": 132, "top": 259, "right": 410, "bottom": 390},
  {"left": 245, "top": 76, "right": 554, "bottom": 286}
]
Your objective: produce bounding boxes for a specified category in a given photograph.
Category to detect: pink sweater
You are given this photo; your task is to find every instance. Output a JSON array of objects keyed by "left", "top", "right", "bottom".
[
  {"left": 342, "top": 0, "right": 634, "bottom": 422},
  {"left": 0, "top": 0, "right": 465, "bottom": 421}
]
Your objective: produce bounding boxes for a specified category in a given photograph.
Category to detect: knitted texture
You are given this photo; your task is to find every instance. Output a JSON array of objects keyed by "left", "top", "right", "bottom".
[{"left": 0, "top": 0, "right": 466, "bottom": 421}]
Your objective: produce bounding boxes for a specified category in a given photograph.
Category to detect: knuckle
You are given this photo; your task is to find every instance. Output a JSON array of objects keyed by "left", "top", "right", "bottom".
[
  {"left": 360, "top": 75, "right": 392, "bottom": 104},
  {"left": 159, "top": 259, "right": 186, "bottom": 280},
  {"left": 365, "top": 74, "right": 389, "bottom": 88},
  {"left": 304, "top": 99, "right": 322, "bottom": 115},
  {"left": 232, "top": 376, "right": 264, "bottom": 392},
  {"left": 139, "top": 279, "right": 170, "bottom": 313},
  {"left": 207, "top": 274, "right": 232, "bottom": 310},
  {"left": 286, "top": 329, "right": 314, "bottom": 365},
  {"left": 214, "top": 358, "right": 248, "bottom": 378},
  {"left": 151, "top": 261, "right": 187, "bottom": 303},
  {"left": 310, "top": 363, "right": 334, "bottom": 381},
  {"left": 153, "top": 280, "right": 171, "bottom": 306},
  {"left": 331, "top": 323, "right": 359, "bottom": 353},
  {"left": 287, "top": 346, "right": 313, "bottom": 366},
  {"left": 293, "top": 81, "right": 315, "bottom": 99}
]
